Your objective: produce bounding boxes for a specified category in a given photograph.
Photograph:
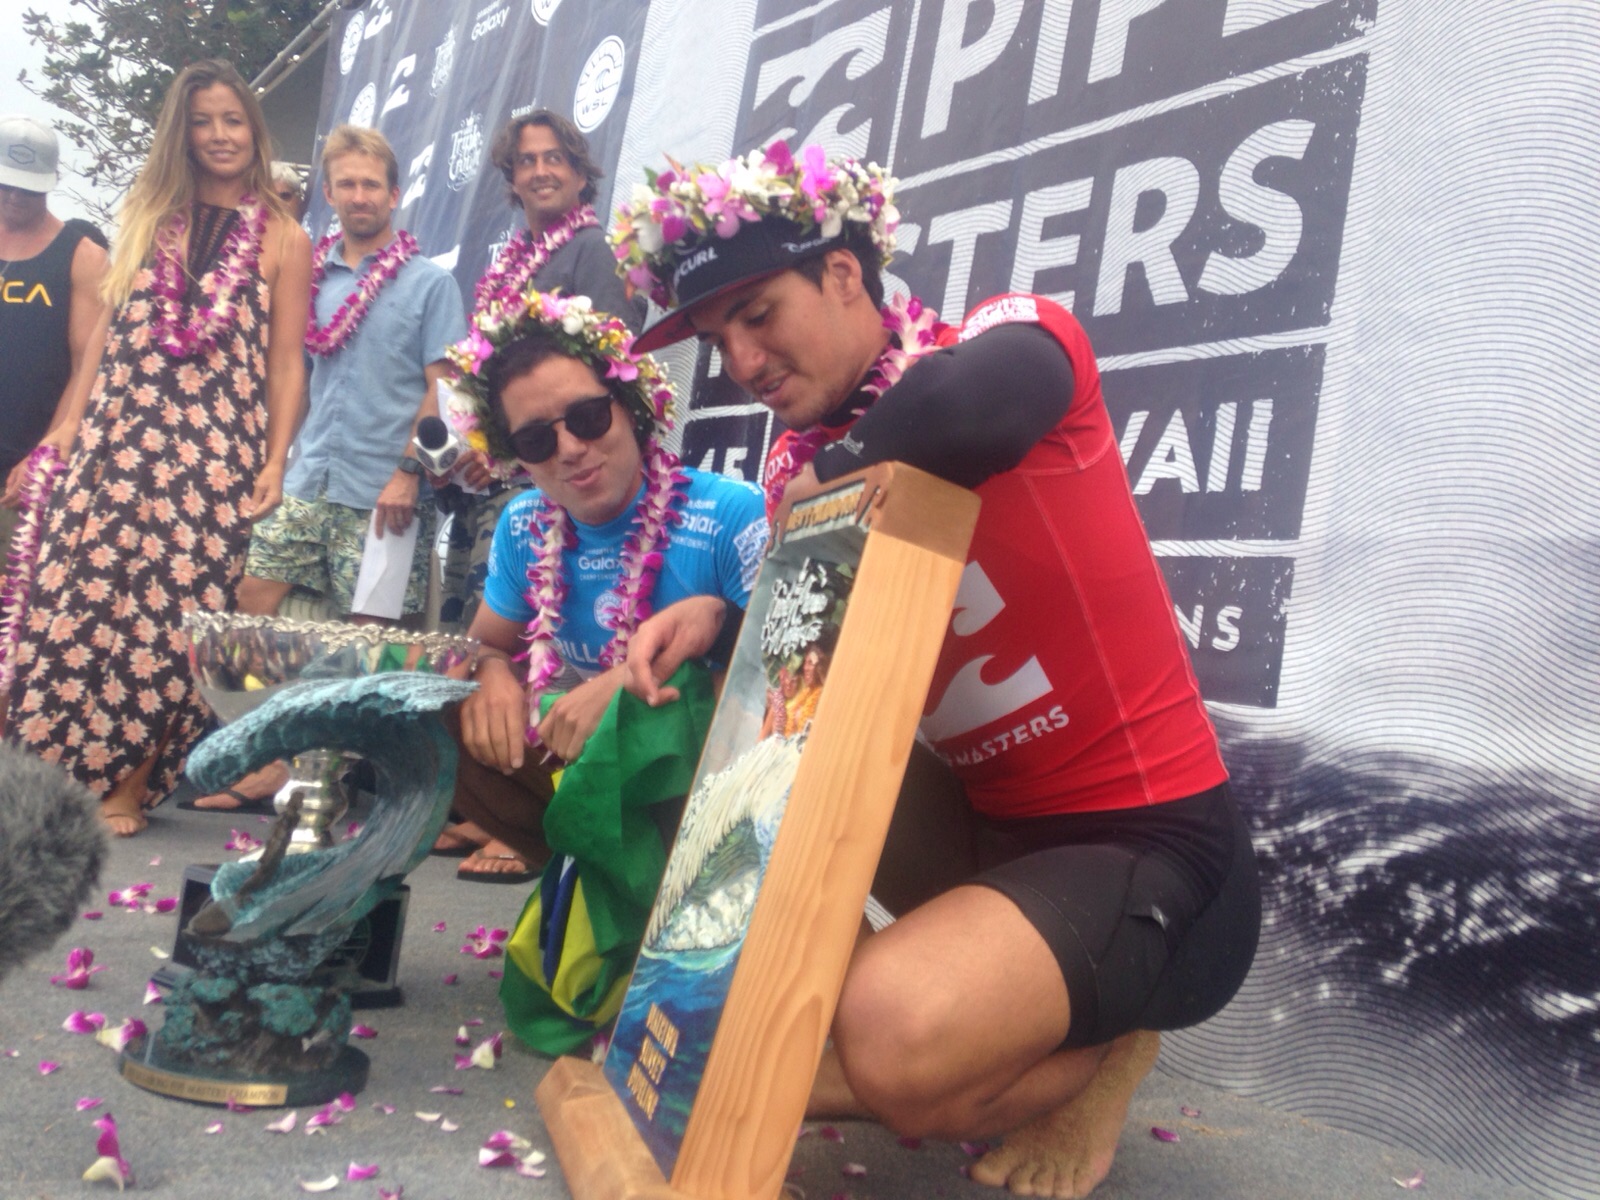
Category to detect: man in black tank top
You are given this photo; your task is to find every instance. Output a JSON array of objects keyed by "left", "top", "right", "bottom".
[{"left": 0, "top": 116, "right": 109, "bottom": 548}]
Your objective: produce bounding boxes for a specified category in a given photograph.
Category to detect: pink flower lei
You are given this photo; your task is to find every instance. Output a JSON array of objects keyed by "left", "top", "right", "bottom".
[
  {"left": 0, "top": 445, "right": 69, "bottom": 696},
  {"left": 304, "top": 230, "right": 420, "bottom": 356},
  {"left": 761, "top": 292, "right": 947, "bottom": 520},
  {"left": 472, "top": 204, "right": 599, "bottom": 316},
  {"left": 150, "top": 195, "right": 267, "bottom": 359}
]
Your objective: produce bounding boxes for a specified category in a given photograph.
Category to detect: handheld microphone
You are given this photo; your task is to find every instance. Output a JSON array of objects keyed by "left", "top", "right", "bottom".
[{"left": 412, "top": 416, "right": 464, "bottom": 476}]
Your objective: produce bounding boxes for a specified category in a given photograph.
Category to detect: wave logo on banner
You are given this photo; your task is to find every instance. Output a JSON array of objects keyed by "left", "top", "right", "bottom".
[
  {"left": 349, "top": 82, "right": 377, "bottom": 129},
  {"left": 575, "top": 36, "right": 626, "bottom": 132},
  {"left": 338, "top": 12, "right": 364, "bottom": 75},
  {"left": 531, "top": 0, "right": 563, "bottom": 26},
  {"left": 448, "top": 112, "right": 485, "bottom": 192},
  {"left": 431, "top": 28, "right": 456, "bottom": 98}
]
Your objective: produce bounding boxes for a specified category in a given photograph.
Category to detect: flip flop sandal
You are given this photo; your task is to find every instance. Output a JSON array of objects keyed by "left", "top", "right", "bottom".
[
  {"left": 177, "top": 787, "right": 278, "bottom": 816},
  {"left": 456, "top": 852, "right": 538, "bottom": 885},
  {"left": 430, "top": 831, "right": 479, "bottom": 858}
]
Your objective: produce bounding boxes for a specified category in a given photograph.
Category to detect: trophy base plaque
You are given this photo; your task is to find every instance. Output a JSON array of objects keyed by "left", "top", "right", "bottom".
[{"left": 119, "top": 1036, "right": 370, "bottom": 1108}]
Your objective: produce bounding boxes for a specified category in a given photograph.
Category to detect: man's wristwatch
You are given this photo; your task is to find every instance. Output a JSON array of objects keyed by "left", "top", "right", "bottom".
[{"left": 396, "top": 456, "right": 424, "bottom": 477}]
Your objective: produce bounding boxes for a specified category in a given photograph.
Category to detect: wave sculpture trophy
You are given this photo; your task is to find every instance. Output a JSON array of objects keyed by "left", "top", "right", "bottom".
[{"left": 119, "top": 614, "right": 476, "bottom": 1107}]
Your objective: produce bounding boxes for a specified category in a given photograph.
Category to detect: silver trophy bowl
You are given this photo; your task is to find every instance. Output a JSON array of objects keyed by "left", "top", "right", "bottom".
[{"left": 184, "top": 612, "right": 477, "bottom": 852}]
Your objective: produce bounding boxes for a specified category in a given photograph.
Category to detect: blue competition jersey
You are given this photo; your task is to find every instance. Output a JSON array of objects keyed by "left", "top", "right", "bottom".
[{"left": 484, "top": 467, "right": 768, "bottom": 677}]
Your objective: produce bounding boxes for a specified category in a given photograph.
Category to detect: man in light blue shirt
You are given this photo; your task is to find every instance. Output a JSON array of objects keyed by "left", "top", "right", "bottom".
[{"left": 238, "top": 125, "right": 466, "bottom": 622}]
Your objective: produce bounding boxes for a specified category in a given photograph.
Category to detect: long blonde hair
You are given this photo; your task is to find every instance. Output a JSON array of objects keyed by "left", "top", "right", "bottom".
[{"left": 103, "top": 60, "right": 289, "bottom": 308}]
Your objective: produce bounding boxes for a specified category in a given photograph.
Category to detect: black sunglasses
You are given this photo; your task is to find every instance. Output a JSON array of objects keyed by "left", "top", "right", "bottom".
[{"left": 509, "top": 394, "right": 615, "bottom": 463}]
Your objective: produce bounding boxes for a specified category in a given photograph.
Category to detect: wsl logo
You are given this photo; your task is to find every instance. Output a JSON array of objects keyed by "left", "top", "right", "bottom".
[
  {"left": 594, "top": 589, "right": 627, "bottom": 631},
  {"left": 574, "top": 36, "right": 626, "bottom": 132},
  {"left": 339, "top": 13, "right": 364, "bottom": 75},
  {"left": 349, "top": 83, "right": 377, "bottom": 130},
  {"left": 430, "top": 28, "right": 456, "bottom": 98},
  {"left": 447, "top": 112, "right": 485, "bottom": 193},
  {"left": 531, "top": 0, "right": 562, "bottom": 25}
]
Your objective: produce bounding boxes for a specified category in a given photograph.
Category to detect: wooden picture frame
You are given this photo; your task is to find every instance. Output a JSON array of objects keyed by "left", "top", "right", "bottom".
[{"left": 538, "top": 462, "right": 979, "bottom": 1200}]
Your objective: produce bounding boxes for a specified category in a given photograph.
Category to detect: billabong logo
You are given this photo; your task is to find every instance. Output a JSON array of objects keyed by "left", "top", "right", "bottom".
[
  {"left": 574, "top": 36, "right": 626, "bottom": 132},
  {"left": 339, "top": 14, "right": 365, "bottom": 74},
  {"left": 349, "top": 83, "right": 377, "bottom": 129},
  {"left": 448, "top": 112, "right": 485, "bottom": 192},
  {"left": 430, "top": 29, "right": 456, "bottom": 97},
  {"left": 673, "top": 244, "right": 718, "bottom": 288}
]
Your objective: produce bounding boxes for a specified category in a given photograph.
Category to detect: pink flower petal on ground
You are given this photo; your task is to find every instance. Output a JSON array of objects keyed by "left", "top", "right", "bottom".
[
  {"left": 334, "top": 1092, "right": 355, "bottom": 1112},
  {"left": 2, "top": 1050, "right": 17, "bottom": 1058},
  {"left": 959, "top": 1140, "right": 992, "bottom": 1157},
  {"left": 819, "top": 1126, "right": 844, "bottom": 1143},
  {"left": 83, "top": 1112, "right": 133, "bottom": 1190},
  {"left": 487, "top": 969, "right": 502, "bottom": 979},
  {"left": 378, "top": 1189, "right": 404, "bottom": 1200},
  {"left": 96, "top": 1019, "right": 147, "bottom": 1053},
  {"left": 204, "top": 1121, "right": 224, "bottom": 1134},
  {"left": 440, "top": 1120, "right": 459, "bottom": 1132},
  {"left": 265, "top": 1111, "right": 298, "bottom": 1133},
  {"left": 1151, "top": 1127, "right": 1181, "bottom": 1143},
  {"left": 1393, "top": 1171, "right": 1425, "bottom": 1190},
  {"left": 148, "top": 857, "right": 161, "bottom": 867},
  {"left": 149, "top": 947, "right": 169, "bottom": 959},
  {"left": 225, "top": 830, "right": 262, "bottom": 853},
  {"left": 152, "top": 897, "right": 177, "bottom": 913},
  {"left": 1180, "top": 1105, "right": 1202, "bottom": 1118},
  {"left": 224, "top": 1097, "right": 254, "bottom": 1113},
  {"left": 39, "top": 1061, "right": 61, "bottom": 1075},
  {"left": 63, "top": 1011, "right": 107, "bottom": 1034},
  {"left": 349, "top": 1025, "right": 378, "bottom": 1039},
  {"left": 478, "top": 1149, "right": 517, "bottom": 1168},
  {"left": 463, "top": 1018, "right": 485, "bottom": 1027},
  {"left": 142, "top": 982, "right": 163, "bottom": 1006},
  {"left": 897, "top": 1136, "right": 923, "bottom": 1150},
  {"left": 516, "top": 1160, "right": 547, "bottom": 1178},
  {"left": 372, "top": 1103, "right": 396, "bottom": 1115},
  {"left": 76, "top": 1097, "right": 104, "bottom": 1111},
  {"left": 347, "top": 1163, "right": 380, "bottom": 1181},
  {"left": 842, "top": 1163, "right": 868, "bottom": 1177},
  {"left": 429, "top": 1086, "right": 464, "bottom": 1095},
  {"left": 344, "top": 821, "right": 362, "bottom": 839},
  {"left": 82, "top": 911, "right": 103, "bottom": 921},
  {"left": 432, "top": 922, "right": 447, "bottom": 933},
  {"left": 298, "top": 1175, "right": 340, "bottom": 1192},
  {"left": 50, "top": 947, "right": 108, "bottom": 988},
  {"left": 414, "top": 1112, "right": 441, "bottom": 1123},
  {"left": 441, "top": 974, "right": 458, "bottom": 986},
  {"left": 455, "top": 1026, "right": 472, "bottom": 1046},
  {"left": 306, "top": 1102, "right": 343, "bottom": 1130},
  {"left": 483, "top": 1131, "right": 526, "bottom": 1152},
  {"left": 453, "top": 1054, "right": 473, "bottom": 1071},
  {"left": 468, "top": 1033, "right": 502, "bottom": 1069},
  {"left": 589, "top": 1030, "right": 611, "bottom": 1062}
]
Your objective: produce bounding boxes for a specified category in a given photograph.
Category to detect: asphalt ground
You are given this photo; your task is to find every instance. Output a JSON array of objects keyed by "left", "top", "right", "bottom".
[{"left": 0, "top": 784, "right": 1547, "bottom": 1200}]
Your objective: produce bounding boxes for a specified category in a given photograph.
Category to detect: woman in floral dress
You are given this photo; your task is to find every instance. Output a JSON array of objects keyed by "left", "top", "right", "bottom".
[{"left": 2, "top": 60, "right": 312, "bottom": 836}]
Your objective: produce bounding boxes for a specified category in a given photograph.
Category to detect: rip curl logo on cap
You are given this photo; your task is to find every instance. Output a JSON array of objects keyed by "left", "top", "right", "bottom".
[
  {"left": 672, "top": 244, "right": 719, "bottom": 289},
  {"left": 448, "top": 112, "right": 485, "bottom": 192},
  {"left": 7, "top": 145, "right": 37, "bottom": 167},
  {"left": 339, "top": 13, "right": 365, "bottom": 74},
  {"left": 781, "top": 235, "right": 832, "bottom": 255}
]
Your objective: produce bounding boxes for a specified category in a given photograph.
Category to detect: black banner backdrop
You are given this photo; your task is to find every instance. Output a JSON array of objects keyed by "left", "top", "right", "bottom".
[{"left": 313, "top": 2, "right": 1600, "bottom": 1196}]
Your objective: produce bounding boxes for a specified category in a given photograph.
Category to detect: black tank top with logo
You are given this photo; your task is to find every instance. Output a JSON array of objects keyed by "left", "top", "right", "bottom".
[{"left": 0, "top": 218, "right": 109, "bottom": 472}]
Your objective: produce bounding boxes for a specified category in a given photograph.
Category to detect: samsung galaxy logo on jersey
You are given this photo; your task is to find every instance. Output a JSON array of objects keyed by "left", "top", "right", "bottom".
[
  {"left": 578, "top": 554, "right": 621, "bottom": 572},
  {"left": 679, "top": 513, "right": 722, "bottom": 537},
  {"left": 471, "top": 1, "right": 509, "bottom": 40},
  {"left": 960, "top": 296, "right": 1039, "bottom": 341}
]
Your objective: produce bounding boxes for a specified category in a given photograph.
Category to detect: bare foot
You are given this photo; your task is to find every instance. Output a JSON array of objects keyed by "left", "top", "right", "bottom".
[
  {"left": 434, "top": 820, "right": 489, "bottom": 854},
  {"left": 191, "top": 761, "right": 290, "bottom": 810},
  {"left": 970, "top": 1031, "right": 1160, "bottom": 1199},
  {"left": 100, "top": 790, "right": 148, "bottom": 838},
  {"left": 457, "top": 837, "right": 537, "bottom": 881}
]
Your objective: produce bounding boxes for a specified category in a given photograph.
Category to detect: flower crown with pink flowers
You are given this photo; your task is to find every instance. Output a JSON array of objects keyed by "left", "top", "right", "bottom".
[
  {"left": 443, "top": 288, "right": 675, "bottom": 477},
  {"left": 609, "top": 140, "right": 899, "bottom": 309}
]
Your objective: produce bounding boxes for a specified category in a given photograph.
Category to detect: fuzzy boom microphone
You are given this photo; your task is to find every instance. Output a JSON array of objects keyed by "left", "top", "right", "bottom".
[{"left": 0, "top": 744, "right": 108, "bottom": 982}]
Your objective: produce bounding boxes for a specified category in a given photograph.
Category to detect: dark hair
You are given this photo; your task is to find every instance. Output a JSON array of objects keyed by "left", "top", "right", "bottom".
[
  {"left": 483, "top": 329, "right": 651, "bottom": 454},
  {"left": 792, "top": 229, "right": 885, "bottom": 308},
  {"left": 489, "top": 110, "right": 602, "bottom": 209}
]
